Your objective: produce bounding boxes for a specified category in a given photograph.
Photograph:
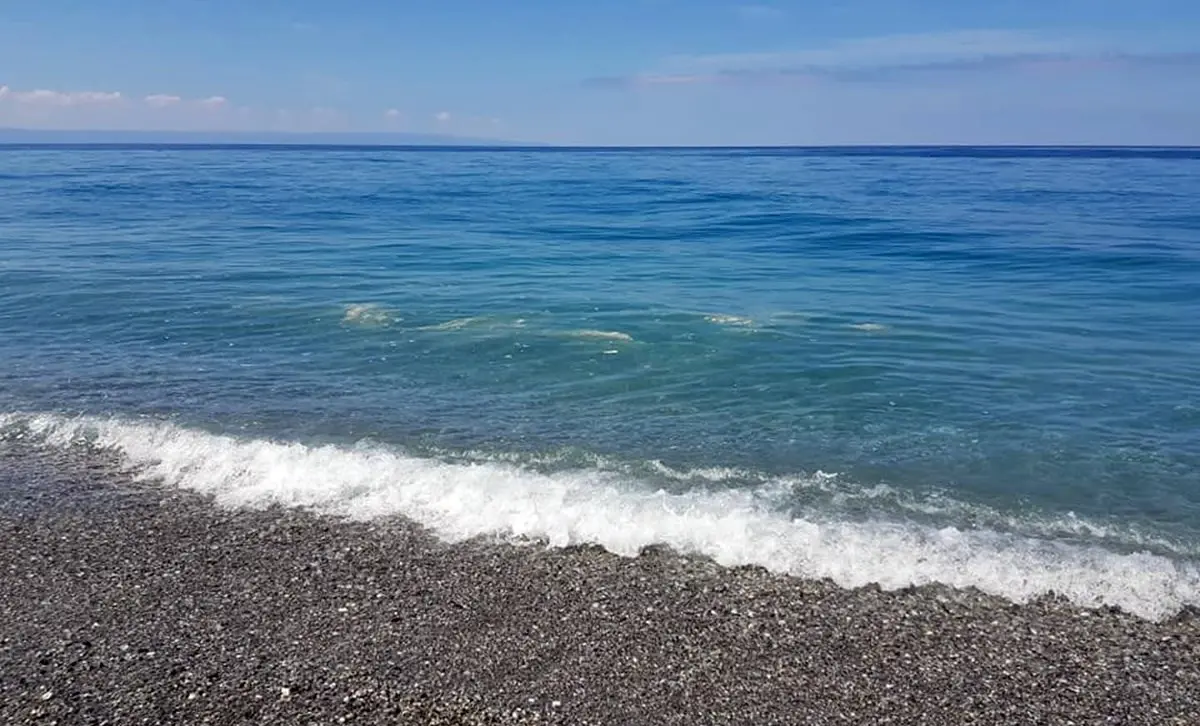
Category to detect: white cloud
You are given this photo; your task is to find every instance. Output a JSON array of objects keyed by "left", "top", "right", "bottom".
[
  {"left": 0, "top": 85, "right": 254, "bottom": 132},
  {"left": 0, "top": 84, "right": 509, "bottom": 137},
  {"left": 3, "top": 88, "right": 123, "bottom": 106},
  {"left": 145, "top": 94, "right": 182, "bottom": 108},
  {"left": 0, "top": 87, "right": 237, "bottom": 112}
]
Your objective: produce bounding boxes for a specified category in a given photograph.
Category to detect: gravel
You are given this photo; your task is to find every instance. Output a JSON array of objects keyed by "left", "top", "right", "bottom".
[{"left": 2, "top": 443, "right": 1198, "bottom": 725}]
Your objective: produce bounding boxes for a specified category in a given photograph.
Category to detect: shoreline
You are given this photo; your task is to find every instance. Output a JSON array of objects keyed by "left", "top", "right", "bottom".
[{"left": 3, "top": 444, "right": 1199, "bottom": 724}]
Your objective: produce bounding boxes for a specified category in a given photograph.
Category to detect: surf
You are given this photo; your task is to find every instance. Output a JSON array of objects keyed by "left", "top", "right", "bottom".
[{"left": 3, "top": 411, "right": 1198, "bottom": 621}]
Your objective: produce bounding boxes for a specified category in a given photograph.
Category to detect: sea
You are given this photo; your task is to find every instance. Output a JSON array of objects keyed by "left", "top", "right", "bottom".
[{"left": 2, "top": 145, "right": 1198, "bottom": 620}]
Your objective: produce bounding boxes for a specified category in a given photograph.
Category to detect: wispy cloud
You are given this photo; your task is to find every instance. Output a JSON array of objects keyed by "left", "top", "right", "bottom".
[
  {"left": 144, "top": 94, "right": 182, "bottom": 108},
  {"left": 669, "top": 30, "right": 1077, "bottom": 71},
  {"left": 0, "top": 88, "right": 123, "bottom": 106},
  {"left": 0, "top": 85, "right": 248, "bottom": 130},
  {"left": 0, "top": 86, "right": 241, "bottom": 113},
  {"left": 418, "top": 109, "right": 505, "bottom": 138},
  {"left": 0, "top": 84, "right": 506, "bottom": 136},
  {"left": 583, "top": 72, "right": 811, "bottom": 89},
  {"left": 584, "top": 30, "right": 1200, "bottom": 89}
]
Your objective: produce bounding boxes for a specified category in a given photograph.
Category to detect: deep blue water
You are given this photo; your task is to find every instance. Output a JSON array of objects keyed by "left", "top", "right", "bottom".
[{"left": 2, "top": 145, "right": 1199, "bottom": 618}]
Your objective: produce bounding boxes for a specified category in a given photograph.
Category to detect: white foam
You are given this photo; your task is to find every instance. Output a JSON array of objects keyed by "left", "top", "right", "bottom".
[
  {"left": 769, "top": 311, "right": 811, "bottom": 322},
  {"left": 849, "top": 322, "right": 889, "bottom": 332},
  {"left": 5, "top": 411, "right": 1198, "bottom": 621},
  {"left": 342, "top": 303, "right": 397, "bottom": 326},
  {"left": 415, "top": 318, "right": 628, "bottom": 342},
  {"left": 445, "top": 448, "right": 1200, "bottom": 558},
  {"left": 704, "top": 314, "right": 756, "bottom": 327},
  {"left": 562, "top": 329, "right": 634, "bottom": 342},
  {"left": 417, "top": 316, "right": 491, "bottom": 332}
]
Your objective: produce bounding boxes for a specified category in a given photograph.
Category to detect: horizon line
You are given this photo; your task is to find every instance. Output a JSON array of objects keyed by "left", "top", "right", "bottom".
[
  {"left": 2, "top": 142, "right": 1199, "bottom": 150},
  {"left": 1, "top": 130, "right": 1198, "bottom": 152},
  {"left": 2, "top": 128, "right": 1199, "bottom": 151}
]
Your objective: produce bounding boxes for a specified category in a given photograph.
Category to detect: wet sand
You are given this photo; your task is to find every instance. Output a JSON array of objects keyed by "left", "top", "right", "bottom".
[{"left": 2, "top": 444, "right": 1198, "bottom": 725}]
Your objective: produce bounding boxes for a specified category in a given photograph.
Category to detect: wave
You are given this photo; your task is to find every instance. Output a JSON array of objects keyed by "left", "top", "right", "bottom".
[
  {"left": 431, "top": 445, "right": 1200, "bottom": 557},
  {"left": 3, "top": 411, "right": 1198, "bottom": 621}
]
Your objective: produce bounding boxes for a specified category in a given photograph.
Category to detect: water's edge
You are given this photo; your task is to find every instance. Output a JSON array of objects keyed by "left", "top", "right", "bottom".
[{"left": 5, "top": 410, "right": 1198, "bottom": 621}]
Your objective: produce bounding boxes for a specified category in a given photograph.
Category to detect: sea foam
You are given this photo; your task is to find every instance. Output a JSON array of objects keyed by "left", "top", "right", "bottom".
[
  {"left": 342, "top": 303, "right": 397, "bottom": 326},
  {"left": 3, "top": 411, "right": 1198, "bottom": 621},
  {"left": 562, "top": 329, "right": 634, "bottom": 342},
  {"left": 849, "top": 322, "right": 889, "bottom": 332},
  {"left": 704, "top": 314, "right": 756, "bottom": 327}
]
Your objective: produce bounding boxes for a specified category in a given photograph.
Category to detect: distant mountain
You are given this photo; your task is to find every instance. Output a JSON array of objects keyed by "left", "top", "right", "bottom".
[{"left": 0, "top": 128, "right": 533, "bottom": 147}]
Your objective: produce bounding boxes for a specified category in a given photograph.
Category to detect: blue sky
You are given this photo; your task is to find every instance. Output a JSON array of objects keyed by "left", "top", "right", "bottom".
[{"left": 2, "top": 0, "right": 1199, "bottom": 144}]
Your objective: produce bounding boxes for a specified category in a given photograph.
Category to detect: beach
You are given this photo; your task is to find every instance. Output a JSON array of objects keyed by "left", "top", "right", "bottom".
[{"left": 3, "top": 443, "right": 1197, "bottom": 726}]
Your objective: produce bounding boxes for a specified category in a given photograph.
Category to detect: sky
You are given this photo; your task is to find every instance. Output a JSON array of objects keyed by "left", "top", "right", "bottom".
[{"left": 2, "top": 0, "right": 1200, "bottom": 145}]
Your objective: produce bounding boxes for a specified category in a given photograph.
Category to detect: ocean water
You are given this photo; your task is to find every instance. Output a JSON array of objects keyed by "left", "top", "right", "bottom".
[{"left": 2, "top": 145, "right": 1199, "bottom": 619}]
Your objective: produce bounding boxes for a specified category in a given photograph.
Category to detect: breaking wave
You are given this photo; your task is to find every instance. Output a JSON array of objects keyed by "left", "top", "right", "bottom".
[{"left": 3, "top": 411, "right": 1198, "bottom": 621}]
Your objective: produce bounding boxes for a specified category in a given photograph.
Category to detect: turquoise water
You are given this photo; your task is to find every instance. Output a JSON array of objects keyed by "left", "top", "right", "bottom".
[{"left": 2, "top": 145, "right": 1199, "bottom": 618}]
